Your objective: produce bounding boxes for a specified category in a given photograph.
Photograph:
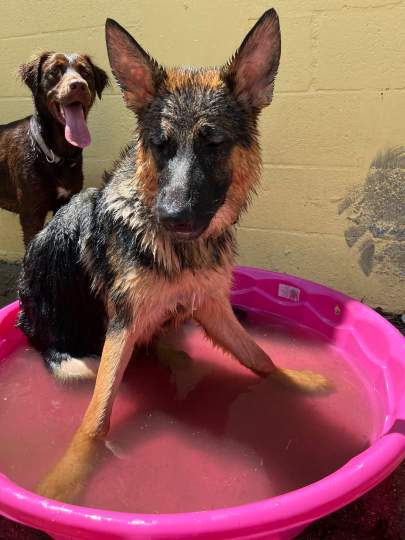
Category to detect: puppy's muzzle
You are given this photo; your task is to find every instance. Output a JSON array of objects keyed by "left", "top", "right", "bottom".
[{"left": 157, "top": 203, "right": 204, "bottom": 240}]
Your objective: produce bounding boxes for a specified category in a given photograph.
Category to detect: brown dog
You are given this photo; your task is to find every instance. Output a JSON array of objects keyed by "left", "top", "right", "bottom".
[{"left": 0, "top": 52, "right": 109, "bottom": 246}]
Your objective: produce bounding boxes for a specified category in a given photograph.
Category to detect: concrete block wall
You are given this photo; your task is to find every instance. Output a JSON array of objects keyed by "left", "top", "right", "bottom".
[{"left": 0, "top": 0, "right": 404, "bottom": 310}]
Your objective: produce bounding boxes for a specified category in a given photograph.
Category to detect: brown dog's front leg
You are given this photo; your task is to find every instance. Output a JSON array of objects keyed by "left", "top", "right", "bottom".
[
  {"left": 195, "top": 296, "right": 276, "bottom": 376},
  {"left": 37, "top": 323, "right": 135, "bottom": 503},
  {"left": 19, "top": 208, "right": 48, "bottom": 247}
]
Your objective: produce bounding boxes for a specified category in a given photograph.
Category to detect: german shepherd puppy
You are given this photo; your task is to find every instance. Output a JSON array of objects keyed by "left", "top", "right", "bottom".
[{"left": 18, "top": 9, "right": 326, "bottom": 502}]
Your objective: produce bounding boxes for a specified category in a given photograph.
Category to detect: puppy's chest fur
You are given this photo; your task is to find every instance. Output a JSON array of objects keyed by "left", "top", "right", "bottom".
[
  {"left": 105, "top": 234, "right": 235, "bottom": 338},
  {"left": 81, "top": 181, "right": 236, "bottom": 337},
  {"left": 115, "top": 265, "right": 232, "bottom": 342}
]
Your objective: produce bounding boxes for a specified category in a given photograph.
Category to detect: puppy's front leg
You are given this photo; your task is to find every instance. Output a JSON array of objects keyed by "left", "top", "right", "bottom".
[
  {"left": 37, "top": 322, "right": 135, "bottom": 503},
  {"left": 195, "top": 296, "right": 276, "bottom": 376},
  {"left": 195, "top": 296, "right": 329, "bottom": 392}
]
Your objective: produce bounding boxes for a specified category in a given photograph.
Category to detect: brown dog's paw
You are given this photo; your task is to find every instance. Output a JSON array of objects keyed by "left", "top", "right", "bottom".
[{"left": 271, "top": 367, "right": 332, "bottom": 394}]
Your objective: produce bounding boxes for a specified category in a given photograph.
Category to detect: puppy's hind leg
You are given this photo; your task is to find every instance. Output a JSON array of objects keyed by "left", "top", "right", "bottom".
[{"left": 45, "top": 350, "right": 100, "bottom": 382}]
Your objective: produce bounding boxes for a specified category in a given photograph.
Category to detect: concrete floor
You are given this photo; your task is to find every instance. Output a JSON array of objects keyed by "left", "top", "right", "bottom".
[
  {"left": 0, "top": 261, "right": 404, "bottom": 540},
  {"left": 0, "top": 262, "right": 19, "bottom": 309}
]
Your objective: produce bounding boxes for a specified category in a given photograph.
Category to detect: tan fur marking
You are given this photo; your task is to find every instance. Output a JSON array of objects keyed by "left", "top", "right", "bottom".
[
  {"left": 206, "top": 143, "right": 261, "bottom": 237},
  {"left": 135, "top": 143, "right": 158, "bottom": 207},
  {"left": 165, "top": 68, "right": 224, "bottom": 92},
  {"left": 82, "top": 328, "right": 135, "bottom": 437},
  {"left": 106, "top": 145, "right": 156, "bottom": 209}
]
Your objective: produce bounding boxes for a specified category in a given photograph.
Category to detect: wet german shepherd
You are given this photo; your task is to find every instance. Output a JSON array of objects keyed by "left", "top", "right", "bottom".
[{"left": 18, "top": 9, "right": 326, "bottom": 502}]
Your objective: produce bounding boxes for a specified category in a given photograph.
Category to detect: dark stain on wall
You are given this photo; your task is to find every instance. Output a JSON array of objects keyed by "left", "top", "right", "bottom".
[{"left": 339, "top": 147, "right": 405, "bottom": 277}]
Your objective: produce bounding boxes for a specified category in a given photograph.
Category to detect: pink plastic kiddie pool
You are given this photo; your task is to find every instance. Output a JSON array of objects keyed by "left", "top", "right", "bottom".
[{"left": 0, "top": 266, "right": 404, "bottom": 540}]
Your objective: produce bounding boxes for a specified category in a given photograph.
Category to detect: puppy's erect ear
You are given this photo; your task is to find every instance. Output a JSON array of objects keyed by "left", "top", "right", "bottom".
[
  {"left": 19, "top": 52, "right": 51, "bottom": 95},
  {"left": 105, "top": 18, "right": 163, "bottom": 112},
  {"left": 85, "top": 57, "right": 110, "bottom": 99},
  {"left": 223, "top": 9, "right": 281, "bottom": 110}
]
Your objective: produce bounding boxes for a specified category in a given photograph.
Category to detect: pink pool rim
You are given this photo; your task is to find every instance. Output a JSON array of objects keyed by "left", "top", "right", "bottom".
[{"left": 0, "top": 266, "right": 404, "bottom": 540}]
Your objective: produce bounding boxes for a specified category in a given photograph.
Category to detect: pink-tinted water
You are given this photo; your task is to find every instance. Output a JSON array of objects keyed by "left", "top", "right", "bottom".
[{"left": 0, "top": 313, "right": 382, "bottom": 514}]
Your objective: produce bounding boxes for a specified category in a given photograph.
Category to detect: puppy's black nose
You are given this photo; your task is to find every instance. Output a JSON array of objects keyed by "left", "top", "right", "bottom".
[
  {"left": 158, "top": 206, "right": 194, "bottom": 234},
  {"left": 69, "top": 80, "right": 86, "bottom": 91}
]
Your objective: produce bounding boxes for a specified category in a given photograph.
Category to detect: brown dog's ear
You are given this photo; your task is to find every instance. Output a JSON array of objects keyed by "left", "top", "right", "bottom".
[
  {"left": 19, "top": 52, "right": 51, "bottom": 95},
  {"left": 85, "top": 57, "right": 110, "bottom": 99},
  {"left": 93, "top": 65, "right": 109, "bottom": 99},
  {"left": 105, "top": 18, "right": 163, "bottom": 112},
  {"left": 223, "top": 9, "right": 281, "bottom": 109}
]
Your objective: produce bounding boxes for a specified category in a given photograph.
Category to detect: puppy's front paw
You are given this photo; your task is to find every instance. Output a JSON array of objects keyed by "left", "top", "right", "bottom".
[
  {"left": 37, "top": 468, "right": 86, "bottom": 504},
  {"left": 37, "top": 431, "right": 102, "bottom": 503},
  {"left": 271, "top": 367, "right": 332, "bottom": 394}
]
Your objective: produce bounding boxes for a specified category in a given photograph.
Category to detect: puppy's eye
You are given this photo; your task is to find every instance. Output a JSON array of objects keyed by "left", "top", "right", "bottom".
[
  {"left": 151, "top": 137, "right": 171, "bottom": 150},
  {"left": 200, "top": 130, "right": 227, "bottom": 149},
  {"left": 153, "top": 139, "right": 167, "bottom": 149},
  {"left": 206, "top": 136, "right": 226, "bottom": 148},
  {"left": 150, "top": 136, "right": 176, "bottom": 160}
]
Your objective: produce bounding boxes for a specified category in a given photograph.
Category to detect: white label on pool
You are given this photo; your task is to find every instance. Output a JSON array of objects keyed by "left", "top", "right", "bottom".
[{"left": 278, "top": 284, "right": 301, "bottom": 302}]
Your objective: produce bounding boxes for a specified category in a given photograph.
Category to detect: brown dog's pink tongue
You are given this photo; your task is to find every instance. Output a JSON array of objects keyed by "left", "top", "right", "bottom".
[{"left": 62, "top": 103, "right": 91, "bottom": 148}]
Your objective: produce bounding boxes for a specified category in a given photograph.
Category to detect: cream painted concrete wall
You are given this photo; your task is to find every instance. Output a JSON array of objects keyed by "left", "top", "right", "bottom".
[{"left": 0, "top": 0, "right": 404, "bottom": 310}]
